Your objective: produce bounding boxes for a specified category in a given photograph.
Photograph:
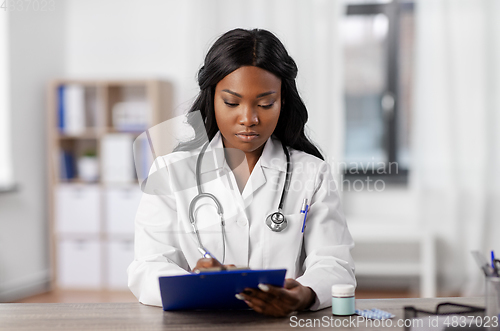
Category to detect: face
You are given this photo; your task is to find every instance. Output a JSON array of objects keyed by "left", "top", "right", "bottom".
[{"left": 214, "top": 66, "right": 282, "bottom": 158}]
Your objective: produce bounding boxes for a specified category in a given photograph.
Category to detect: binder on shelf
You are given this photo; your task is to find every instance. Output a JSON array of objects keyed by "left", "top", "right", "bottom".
[
  {"left": 58, "top": 86, "right": 65, "bottom": 130},
  {"left": 60, "top": 150, "right": 76, "bottom": 180},
  {"left": 112, "top": 101, "right": 149, "bottom": 132},
  {"left": 57, "top": 85, "right": 86, "bottom": 135},
  {"left": 101, "top": 134, "right": 135, "bottom": 183},
  {"left": 84, "top": 87, "right": 99, "bottom": 129}
]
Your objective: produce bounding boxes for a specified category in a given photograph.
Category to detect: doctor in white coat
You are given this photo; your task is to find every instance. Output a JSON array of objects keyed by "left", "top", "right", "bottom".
[{"left": 128, "top": 28, "right": 356, "bottom": 317}]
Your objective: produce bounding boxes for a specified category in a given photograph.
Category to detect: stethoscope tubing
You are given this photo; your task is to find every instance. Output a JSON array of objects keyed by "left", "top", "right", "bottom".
[{"left": 189, "top": 138, "right": 291, "bottom": 262}]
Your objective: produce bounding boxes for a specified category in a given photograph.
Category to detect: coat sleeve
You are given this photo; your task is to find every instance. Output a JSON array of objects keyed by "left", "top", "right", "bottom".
[
  {"left": 295, "top": 161, "right": 356, "bottom": 311},
  {"left": 127, "top": 161, "right": 190, "bottom": 307}
]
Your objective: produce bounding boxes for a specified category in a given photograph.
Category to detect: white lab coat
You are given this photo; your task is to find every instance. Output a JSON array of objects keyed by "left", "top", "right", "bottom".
[{"left": 127, "top": 131, "right": 356, "bottom": 310}]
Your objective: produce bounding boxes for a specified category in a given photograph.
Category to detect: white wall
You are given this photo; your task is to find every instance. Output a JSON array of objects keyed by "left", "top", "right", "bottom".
[
  {"left": 65, "top": 0, "right": 204, "bottom": 114},
  {"left": 64, "top": 0, "right": 412, "bottom": 221},
  {"left": 0, "top": 4, "right": 65, "bottom": 301},
  {"left": 63, "top": 0, "right": 419, "bottom": 291},
  {"left": 69, "top": 0, "right": 416, "bottom": 272}
]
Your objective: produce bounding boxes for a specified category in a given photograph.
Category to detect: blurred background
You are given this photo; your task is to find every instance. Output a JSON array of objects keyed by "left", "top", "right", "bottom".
[{"left": 0, "top": 0, "right": 499, "bottom": 303}]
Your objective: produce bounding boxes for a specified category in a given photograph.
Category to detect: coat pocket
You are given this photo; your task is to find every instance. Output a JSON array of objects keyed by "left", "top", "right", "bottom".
[{"left": 264, "top": 213, "right": 304, "bottom": 275}]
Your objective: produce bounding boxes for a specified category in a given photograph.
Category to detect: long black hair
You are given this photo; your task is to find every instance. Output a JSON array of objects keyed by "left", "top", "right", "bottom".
[{"left": 176, "top": 28, "right": 323, "bottom": 160}]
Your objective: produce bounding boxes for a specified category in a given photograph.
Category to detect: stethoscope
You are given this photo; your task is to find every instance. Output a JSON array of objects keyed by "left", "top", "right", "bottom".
[{"left": 188, "top": 140, "right": 291, "bottom": 263}]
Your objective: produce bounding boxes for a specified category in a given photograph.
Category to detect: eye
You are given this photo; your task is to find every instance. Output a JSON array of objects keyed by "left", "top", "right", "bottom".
[
  {"left": 259, "top": 103, "right": 274, "bottom": 109},
  {"left": 224, "top": 101, "right": 239, "bottom": 108}
]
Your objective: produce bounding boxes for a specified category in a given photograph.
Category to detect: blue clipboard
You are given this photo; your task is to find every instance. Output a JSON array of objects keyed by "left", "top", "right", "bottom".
[{"left": 159, "top": 269, "right": 286, "bottom": 310}]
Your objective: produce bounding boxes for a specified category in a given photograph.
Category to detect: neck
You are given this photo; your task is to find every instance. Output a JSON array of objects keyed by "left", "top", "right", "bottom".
[{"left": 223, "top": 144, "right": 265, "bottom": 175}]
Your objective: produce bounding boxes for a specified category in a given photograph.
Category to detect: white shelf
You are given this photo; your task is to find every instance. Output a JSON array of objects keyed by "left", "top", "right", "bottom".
[{"left": 48, "top": 79, "right": 172, "bottom": 290}]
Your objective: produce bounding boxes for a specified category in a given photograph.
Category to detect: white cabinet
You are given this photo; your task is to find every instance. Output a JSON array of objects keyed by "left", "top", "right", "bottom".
[
  {"left": 105, "top": 185, "right": 142, "bottom": 236},
  {"left": 54, "top": 184, "right": 141, "bottom": 289},
  {"left": 105, "top": 239, "right": 135, "bottom": 289},
  {"left": 55, "top": 184, "right": 100, "bottom": 234},
  {"left": 57, "top": 238, "right": 101, "bottom": 289}
]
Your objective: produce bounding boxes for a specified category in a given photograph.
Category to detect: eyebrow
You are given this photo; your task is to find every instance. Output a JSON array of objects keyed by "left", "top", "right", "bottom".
[{"left": 221, "top": 89, "right": 276, "bottom": 98}]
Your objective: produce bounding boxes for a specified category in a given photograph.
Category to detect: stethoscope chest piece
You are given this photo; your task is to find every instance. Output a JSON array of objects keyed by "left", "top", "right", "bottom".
[{"left": 266, "top": 211, "right": 287, "bottom": 232}]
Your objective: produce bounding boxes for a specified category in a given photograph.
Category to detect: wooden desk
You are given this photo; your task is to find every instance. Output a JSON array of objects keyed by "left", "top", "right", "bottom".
[{"left": 0, "top": 297, "right": 485, "bottom": 330}]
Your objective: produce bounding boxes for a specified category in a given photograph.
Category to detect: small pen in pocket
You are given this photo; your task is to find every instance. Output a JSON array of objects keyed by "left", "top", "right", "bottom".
[{"left": 300, "top": 199, "right": 309, "bottom": 233}]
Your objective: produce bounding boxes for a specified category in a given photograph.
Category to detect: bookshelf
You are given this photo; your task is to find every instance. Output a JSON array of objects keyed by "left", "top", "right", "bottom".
[{"left": 47, "top": 79, "right": 173, "bottom": 290}]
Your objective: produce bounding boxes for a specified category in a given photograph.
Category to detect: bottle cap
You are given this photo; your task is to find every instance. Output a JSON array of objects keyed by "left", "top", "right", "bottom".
[{"left": 331, "top": 284, "right": 355, "bottom": 297}]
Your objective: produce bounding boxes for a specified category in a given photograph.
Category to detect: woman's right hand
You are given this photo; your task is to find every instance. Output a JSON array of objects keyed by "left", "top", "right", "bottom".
[{"left": 192, "top": 258, "right": 235, "bottom": 272}]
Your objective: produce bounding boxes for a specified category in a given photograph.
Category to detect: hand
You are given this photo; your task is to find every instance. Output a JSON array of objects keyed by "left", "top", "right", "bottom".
[
  {"left": 236, "top": 278, "right": 316, "bottom": 317},
  {"left": 192, "top": 258, "right": 235, "bottom": 273}
]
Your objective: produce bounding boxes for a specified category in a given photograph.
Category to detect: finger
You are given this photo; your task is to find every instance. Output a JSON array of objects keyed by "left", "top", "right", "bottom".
[
  {"left": 256, "top": 283, "right": 292, "bottom": 302},
  {"left": 245, "top": 297, "right": 287, "bottom": 317},
  {"left": 242, "top": 288, "right": 276, "bottom": 302},
  {"left": 193, "top": 258, "right": 221, "bottom": 272},
  {"left": 239, "top": 291, "right": 290, "bottom": 317},
  {"left": 196, "top": 258, "right": 211, "bottom": 266},
  {"left": 244, "top": 299, "right": 273, "bottom": 316},
  {"left": 241, "top": 288, "right": 290, "bottom": 313},
  {"left": 283, "top": 278, "right": 301, "bottom": 289},
  {"left": 244, "top": 300, "right": 263, "bottom": 314},
  {"left": 246, "top": 285, "right": 300, "bottom": 309},
  {"left": 207, "top": 258, "right": 222, "bottom": 267},
  {"left": 240, "top": 292, "right": 270, "bottom": 312}
]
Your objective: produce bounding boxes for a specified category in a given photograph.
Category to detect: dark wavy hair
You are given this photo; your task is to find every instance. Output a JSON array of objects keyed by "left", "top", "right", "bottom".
[{"left": 175, "top": 28, "right": 323, "bottom": 160}]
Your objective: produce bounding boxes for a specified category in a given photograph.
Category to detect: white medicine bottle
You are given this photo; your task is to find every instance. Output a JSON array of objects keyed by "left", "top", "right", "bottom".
[{"left": 331, "top": 284, "right": 355, "bottom": 315}]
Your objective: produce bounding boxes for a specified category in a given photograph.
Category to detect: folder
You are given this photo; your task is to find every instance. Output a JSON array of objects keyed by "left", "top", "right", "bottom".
[
  {"left": 159, "top": 269, "right": 286, "bottom": 310},
  {"left": 64, "top": 85, "right": 86, "bottom": 135}
]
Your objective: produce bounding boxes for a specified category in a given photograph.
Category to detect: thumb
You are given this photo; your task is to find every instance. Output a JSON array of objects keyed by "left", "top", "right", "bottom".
[{"left": 284, "top": 278, "right": 301, "bottom": 290}]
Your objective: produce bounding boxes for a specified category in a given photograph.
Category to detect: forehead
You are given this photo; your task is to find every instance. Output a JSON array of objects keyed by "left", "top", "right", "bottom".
[{"left": 216, "top": 66, "right": 281, "bottom": 95}]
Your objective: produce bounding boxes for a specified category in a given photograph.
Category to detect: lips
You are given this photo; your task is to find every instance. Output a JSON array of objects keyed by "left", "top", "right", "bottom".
[{"left": 235, "top": 132, "right": 259, "bottom": 142}]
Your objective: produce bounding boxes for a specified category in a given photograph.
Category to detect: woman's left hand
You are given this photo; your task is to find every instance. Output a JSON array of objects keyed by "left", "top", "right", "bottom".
[{"left": 236, "top": 278, "right": 316, "bottom": 317}]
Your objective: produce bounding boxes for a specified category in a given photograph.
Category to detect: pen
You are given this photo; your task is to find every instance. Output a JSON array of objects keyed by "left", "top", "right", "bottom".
[
  {"left": 471, "top": 250, "right": 495, "bottom": 277},
  {"left": 492, "top": 250, "right": 496, "bottom": 270},
  {"left": 198, "top": 247, "right": 225, "bottom": 270},
  {"left": 300, "top": 199, "right": 309, "bottom": 233}
]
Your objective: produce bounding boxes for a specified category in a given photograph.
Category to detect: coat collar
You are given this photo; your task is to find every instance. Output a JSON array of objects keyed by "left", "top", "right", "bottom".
[{"left": 199, "top": 131, "right": 288, "bottom": 174}]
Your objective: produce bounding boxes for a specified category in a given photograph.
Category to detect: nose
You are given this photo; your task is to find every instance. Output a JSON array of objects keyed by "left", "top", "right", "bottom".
[{"left": 238, "top": 104, "right": 259, "bottom": 126}]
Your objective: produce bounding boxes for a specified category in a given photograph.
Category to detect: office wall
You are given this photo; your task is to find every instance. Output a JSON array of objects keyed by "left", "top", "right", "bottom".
[
  {"left": 62, "top": 0, "right": 419, "bottom": 291},
  {"left": 0, "top": 5, "right": 65, "bottom": 301},
  {"left": 0, "top": 0, "right": 418, "bottom": 300},
  {"left": 63, "top": 0, "right": 416, "bottom": 223},
  {"left": 64, "top": 0, "right": 203, "bottom": 114}
]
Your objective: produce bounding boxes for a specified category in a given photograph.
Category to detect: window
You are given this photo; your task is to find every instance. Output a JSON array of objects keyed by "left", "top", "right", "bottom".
[
  {"left": 342, "top": 0, "right": 414, "bottom": 186},
  {"left": 0, "top": 12, "right": 14, "bottom": 191}
]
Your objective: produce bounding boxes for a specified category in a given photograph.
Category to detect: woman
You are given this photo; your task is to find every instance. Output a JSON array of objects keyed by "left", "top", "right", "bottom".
[{"left": 128, "top": 28, "right": 355, "bottom": 317}]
